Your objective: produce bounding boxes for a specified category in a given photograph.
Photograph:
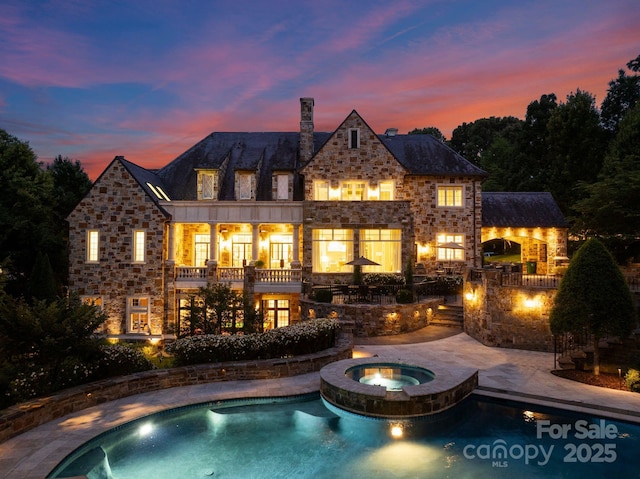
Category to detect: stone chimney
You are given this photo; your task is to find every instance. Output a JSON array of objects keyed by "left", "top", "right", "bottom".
[{"left": 299, "top": 97, "right": 314, "bottom": 164}]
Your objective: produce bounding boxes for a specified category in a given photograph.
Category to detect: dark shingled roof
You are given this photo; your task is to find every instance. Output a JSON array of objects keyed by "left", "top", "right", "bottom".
[
  {"left": 379, "top": 134, "right": 487, "bottom": 177},
  {"left": 153, "top": 129, "right": 484, "bottom": 200},
  {"left": 156, "top": 132, "right": 333, "bottom": 201},
  {"left": 482, "top": 192, "right": 568, "bottom": 228}
]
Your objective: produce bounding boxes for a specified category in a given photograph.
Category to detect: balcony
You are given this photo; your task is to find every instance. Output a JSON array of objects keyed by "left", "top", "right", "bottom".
[{"left": 173, "top": 264, "right": 302, "bottom": 293}]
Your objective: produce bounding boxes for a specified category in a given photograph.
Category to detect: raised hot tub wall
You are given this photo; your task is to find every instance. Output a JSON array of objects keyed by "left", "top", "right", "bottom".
[{"left": 320, "top": 358, "right": 479, "bottom": 418}]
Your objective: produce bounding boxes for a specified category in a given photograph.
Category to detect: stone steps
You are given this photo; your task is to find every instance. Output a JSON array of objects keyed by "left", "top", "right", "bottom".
[{"left": 431, "top": 304, "right": 464, "bottom": 328}]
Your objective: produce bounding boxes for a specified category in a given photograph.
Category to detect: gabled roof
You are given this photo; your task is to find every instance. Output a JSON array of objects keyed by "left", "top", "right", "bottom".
[
  {"left": 379, "top": 134, "right": 487, "bottom": 177},
  {"left": 482, "top": 192, "right": 568, "bottom": 228}
]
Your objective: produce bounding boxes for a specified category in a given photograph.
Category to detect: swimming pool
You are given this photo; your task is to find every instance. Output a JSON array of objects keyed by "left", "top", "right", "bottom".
[{"left": 48, "top": 393, "right": 640, "bottom": 479}]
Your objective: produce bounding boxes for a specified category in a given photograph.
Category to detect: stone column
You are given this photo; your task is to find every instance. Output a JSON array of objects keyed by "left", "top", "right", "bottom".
[
  {"left": 208, "top": 222, "right": 218, "bottom": 264},
  {"left": 167, "top": 222, "right": 175, "bottom": 263},
  {"left": 291, "top": 223, "right": 301, "bottom": 269},
  {"left": 251, "top": 224, "right": 259, "bottom": 264}
]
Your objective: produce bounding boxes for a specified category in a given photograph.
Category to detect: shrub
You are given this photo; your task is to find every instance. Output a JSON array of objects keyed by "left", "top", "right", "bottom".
[
  {"left": 314, "top": 288, "right": 333, "bottom": 303},
  {"left": 94, "top": 344, "right": 155, "bottom": 379},
  {"left": 363, "top": 273, "right": 404, "bottom": 285},
  {"left": 396, "top": 289, "right": 414, "bottom": 304},
  {"left": 625, "top": 369, "right": 640, "bottom": 392},
  {"left": 166, "top": 318, "right": 341, "bottom": 366}
]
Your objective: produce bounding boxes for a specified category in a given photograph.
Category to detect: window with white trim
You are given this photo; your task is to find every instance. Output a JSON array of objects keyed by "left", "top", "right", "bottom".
[
  {"left": 127, "top": 297, "right": 150, "bottom": 334},
  {"left": 437, "top": 185, "right": 464, "bottom": 207},
  {"left": 133, "top": 230, "right": 146, "bottom": 263},
  {"left": 86, "top": 230, "right": 99, "bottom": 263}
]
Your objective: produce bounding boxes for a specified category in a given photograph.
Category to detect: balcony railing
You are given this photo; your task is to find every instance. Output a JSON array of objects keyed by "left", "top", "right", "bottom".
[
  {"left": 218, "top": 267, "right": 244, "bottom": 282},
  {"left": 256, "top": 268, "right": 302, "bottom": 283},
  {"left": 174, "top": 265, "right": 302, "bottom": 285},
  {"left": 175, "top": 266, "right": 207, "bottom": 280}
]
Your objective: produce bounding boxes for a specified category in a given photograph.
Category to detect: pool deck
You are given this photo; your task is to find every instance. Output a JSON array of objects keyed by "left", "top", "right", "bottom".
[{"left": 2, "top": 329, "right": 640, "bottom": 479}]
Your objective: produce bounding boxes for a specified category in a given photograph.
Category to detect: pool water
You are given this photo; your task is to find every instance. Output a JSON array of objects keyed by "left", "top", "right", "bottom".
[{"left": 49, "top": 394, "right": 640, "bottom": 479}]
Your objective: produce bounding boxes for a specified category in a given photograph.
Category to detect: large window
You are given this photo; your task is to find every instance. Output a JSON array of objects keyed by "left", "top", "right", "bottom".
[
  {"left": 86, "top": 230, "right": 99, "bottom": 263},
  {"left": 437, "top": 185, "right": 464, "bottom": 207},
  {"left": 312, "top": 229, "right": 353, "bottom": 272},
  {"left": 133, "top": 230, "right": 146, "bottom": 263},
  {"left": 360, "top": 229, "right": 401, "bottom": 272},
  {"left": 437, "top": 234, "right": 465, "bottom": 262},
  {"left": 263, "top": 299, "right": 289, "bottom": 330},
  {"left": 127, "top": 297, "right": 150, "bottom": 334}
]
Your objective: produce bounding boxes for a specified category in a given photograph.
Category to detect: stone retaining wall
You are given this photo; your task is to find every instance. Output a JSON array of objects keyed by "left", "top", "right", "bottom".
[
  {"left": 301, "top": 298, "right": 439, "bottom": 337},
  {"left": 0, "top": 327, "right": 353, "bottom": 444}
]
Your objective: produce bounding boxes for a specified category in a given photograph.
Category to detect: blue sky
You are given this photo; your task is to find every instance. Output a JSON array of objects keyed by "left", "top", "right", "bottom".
[{"left": 1, "top": 0, "right": 638, "bottom": 178}]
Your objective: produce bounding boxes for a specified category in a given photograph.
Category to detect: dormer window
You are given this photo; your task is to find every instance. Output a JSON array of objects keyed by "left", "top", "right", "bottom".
[
  {"left": 197, "top": 170, "right": 218, "bottom": 200},
  {"left": 237, "top": 172, "right": 254, "bottom": 200},
  {"left": 349, "top": 128, "right": 360, "bottom": 149},
  {"left": 275, "top": 173, "right": 289, "bottom": 200}
]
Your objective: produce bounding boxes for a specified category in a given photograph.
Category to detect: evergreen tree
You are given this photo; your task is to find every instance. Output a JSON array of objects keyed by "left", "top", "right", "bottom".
[{"left": 550, "top": 239, "right": 636, "bottom": 375}]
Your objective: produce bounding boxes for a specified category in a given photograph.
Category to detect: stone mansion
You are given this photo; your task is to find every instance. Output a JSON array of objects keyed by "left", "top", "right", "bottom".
[{"left": 67, "top": 98, "right": 568, "bottom": 340}]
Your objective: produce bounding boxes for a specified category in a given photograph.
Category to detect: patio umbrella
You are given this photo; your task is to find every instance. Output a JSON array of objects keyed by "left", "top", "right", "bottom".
[
  {"left": 346, "top": 256, "right": 379, "bottom": 286},
  {"left": 345, "top": 256, "right": 380, "bottom": 266},
  {"left": 438, "top": 242, "right": 464, "bottom": 250}
]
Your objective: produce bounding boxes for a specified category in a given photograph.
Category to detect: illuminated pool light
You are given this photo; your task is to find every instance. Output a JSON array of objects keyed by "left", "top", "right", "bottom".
[
  {"left": 138, "top": 423, "right": 154, "bottom": 437},
  {"left": 390, "top": 424, "right": 403, "bottom": 438}
]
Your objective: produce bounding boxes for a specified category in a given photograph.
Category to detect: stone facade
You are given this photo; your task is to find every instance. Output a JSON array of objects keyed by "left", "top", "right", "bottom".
[
  {"left": 67, "top": 159, "right": 170, "bottom": 337},
  {"left": 404, "top": 175, "right": 483, "bottom": 271},
  {"left": 464, "top": 270, "right": 556, "bottom": 351},
  {"left": 66, "top": 98, "right": 562, "bottom": 342}
]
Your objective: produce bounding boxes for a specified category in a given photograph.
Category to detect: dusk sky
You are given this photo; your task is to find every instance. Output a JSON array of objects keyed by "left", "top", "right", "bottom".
[{"left": 1, "top": 0, "right": 639, "bottom": 179}]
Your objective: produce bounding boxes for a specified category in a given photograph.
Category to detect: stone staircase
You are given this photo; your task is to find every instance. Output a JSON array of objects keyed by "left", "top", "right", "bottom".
[{"left": 431, "top": 304, "right": 464, "bottom": 328}]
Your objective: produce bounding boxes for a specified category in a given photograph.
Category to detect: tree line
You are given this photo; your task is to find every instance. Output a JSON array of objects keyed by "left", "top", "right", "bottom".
[{"left": 412, "top": 54, "right": 640, "bottom": 262}]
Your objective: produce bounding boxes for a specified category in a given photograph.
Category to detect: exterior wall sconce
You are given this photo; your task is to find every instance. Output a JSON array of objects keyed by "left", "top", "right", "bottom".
[
  {"left": 464, "top": 285, "right": 477, "bottom": 302},
  {"left": 523, "top": 296, "right": 541, "bottom": 309}
]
